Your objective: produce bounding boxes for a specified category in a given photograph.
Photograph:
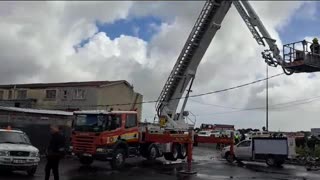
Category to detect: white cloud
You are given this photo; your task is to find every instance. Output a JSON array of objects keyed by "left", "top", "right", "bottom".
[{"left": 0, "top": 1, "right": 318, "bottom": 131}]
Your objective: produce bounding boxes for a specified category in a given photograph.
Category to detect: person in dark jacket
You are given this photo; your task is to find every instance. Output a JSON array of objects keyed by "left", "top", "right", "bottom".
[{"left": 45, "top": 125, "right": 66, "bottom": 180}]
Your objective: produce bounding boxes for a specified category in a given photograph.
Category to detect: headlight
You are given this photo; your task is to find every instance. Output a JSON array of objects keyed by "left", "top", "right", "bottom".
[
  {"left": 0, "top": 151, "right": 9, "bottom": 156},
  {"left": 30, "top": 151, "right": 39, "bottom": 157},
  {"left": 96, "top": 148, "right": 106, "bottom": 153}
]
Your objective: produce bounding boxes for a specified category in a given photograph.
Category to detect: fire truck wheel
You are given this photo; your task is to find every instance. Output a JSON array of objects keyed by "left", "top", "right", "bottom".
[
  {"left": 110, "top": 149, "right": 126, "bottom": 170},
  {"left": 177, "top": 144, "right": 187, "bottom": 159},
  {"left": 79, "top": 157, "right": 93, "bottom": 166},
  {"left": 164, "top": 144, "right": 179, "bottom": 161},
  {"left": 147, "top": 144, "right": 159, "bottom": 161}
]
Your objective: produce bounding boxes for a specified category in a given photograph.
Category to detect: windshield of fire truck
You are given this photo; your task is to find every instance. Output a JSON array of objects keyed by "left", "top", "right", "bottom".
[{"left": 73, "top": 114, "right": 121, "bottom": 132}]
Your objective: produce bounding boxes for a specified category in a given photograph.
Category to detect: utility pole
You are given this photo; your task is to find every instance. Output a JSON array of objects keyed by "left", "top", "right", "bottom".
[{"left": 266, "top": 64, "right": 269, "bottom": 132}]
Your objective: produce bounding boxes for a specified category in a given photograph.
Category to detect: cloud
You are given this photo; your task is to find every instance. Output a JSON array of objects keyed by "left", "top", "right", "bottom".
[{"left": 0, "top": 1, "right": 317, "bottom": 131}]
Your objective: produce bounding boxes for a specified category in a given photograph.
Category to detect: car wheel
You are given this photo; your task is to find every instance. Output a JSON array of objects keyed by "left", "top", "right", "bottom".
[
  {"left": 225, "top": 152, "right": 234, "bottom": 163},
  {"left": 110, "top": 149, "right": 126, "bottom": 170},
  {"left": 27, "top": 166, "right": 37, "bottom": 176},
  {"left": 266, "top": 157, "right": 276, "bottom": 167}
]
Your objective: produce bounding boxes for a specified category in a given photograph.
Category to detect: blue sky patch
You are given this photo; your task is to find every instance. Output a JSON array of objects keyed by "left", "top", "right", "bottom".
[
  {"left": 96, "top": 16, "right": 162, "bottom": 42},
  {"left": 278, "top": 2, "right": 320, "bottom": 44}
]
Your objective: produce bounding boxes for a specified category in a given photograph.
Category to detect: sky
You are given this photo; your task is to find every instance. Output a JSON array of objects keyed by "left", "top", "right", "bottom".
[{"left": 0, "top": 1, "right": 320, "bottom": 131}]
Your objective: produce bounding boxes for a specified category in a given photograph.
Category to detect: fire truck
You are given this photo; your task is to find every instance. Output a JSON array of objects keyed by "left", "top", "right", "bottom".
[{"left": 71, "top": 0, "right": 320, "bottom": 170}]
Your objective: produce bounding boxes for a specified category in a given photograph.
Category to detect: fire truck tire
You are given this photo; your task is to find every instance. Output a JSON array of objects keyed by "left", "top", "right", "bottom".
[
  {"left": 177, "top": 144, "right": 187, "bottom": 159},
  {"left": 147, "top": 144, "right": 159, "bottom": 161},
  {"left": 79, "top": 157, "right": 93, "bottom": 166},
  {"left": 163, "top": 144, "right": 179, "bottom": 161},
  {"left": 110, "top": 149, "right": 126, "bottom": 170}
]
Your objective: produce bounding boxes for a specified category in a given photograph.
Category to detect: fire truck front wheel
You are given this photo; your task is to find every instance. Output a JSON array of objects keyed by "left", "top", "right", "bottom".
[
  {"left": 110, "top": 149, "right": 126, "bottom": 170},
  {"left": 79, "top": 157, "right": 94, "bottom": 166},
  {"left": 147, "top": 144, "right": 160, "bottom": 161}
]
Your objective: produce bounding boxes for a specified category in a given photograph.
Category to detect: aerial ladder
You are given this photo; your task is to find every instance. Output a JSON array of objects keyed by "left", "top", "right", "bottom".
[{"left": 155, "top": 0, "right": 320, "bottom": 131}]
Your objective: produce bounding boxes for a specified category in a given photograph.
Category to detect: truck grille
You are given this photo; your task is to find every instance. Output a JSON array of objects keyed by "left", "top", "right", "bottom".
[
  {"left": 73, "top": 135, "right": 96, "bottom": 154},
  {"left": 10, "top": 151, "right": 30, "bottom": 157}
]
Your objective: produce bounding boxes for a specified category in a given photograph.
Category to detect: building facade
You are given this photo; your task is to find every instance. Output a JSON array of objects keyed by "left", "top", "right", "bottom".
[{"left": 0, "top": 80, "right": 143, "bottom": 120}]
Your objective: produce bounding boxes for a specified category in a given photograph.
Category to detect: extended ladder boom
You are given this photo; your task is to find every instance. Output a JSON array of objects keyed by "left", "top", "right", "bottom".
[
  {"left": 156, "top": 0, "right": 292, "bottom": 130},
  {"left": 233, "top": 0, "right": 283, "bottom": 67},
  {"left": 156, "top": 0, "right": 233, "bottom": 129}
]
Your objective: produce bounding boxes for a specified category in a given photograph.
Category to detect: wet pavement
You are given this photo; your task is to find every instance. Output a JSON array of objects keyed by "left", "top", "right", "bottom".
[{"left": 1, "top": 146, "right": 320, "bottom": 180}]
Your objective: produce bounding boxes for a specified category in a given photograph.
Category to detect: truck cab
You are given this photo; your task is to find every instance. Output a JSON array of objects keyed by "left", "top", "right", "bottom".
[{"left": 71, "top": 110, "right": 139, "bottom": 169}]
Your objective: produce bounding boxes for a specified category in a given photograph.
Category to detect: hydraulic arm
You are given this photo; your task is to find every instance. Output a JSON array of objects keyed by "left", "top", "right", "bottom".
[{"left": 156, "top": 0, "right": 308, "bottom": 130}]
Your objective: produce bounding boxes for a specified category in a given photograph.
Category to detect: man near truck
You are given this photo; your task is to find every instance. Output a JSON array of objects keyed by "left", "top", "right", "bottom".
[{"left": 45, "top": 125, "right": 66, "bottom": 180}]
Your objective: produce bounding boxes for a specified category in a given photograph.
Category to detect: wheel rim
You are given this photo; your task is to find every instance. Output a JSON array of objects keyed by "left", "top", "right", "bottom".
[
  {"left": 181, "top": 145, "right": 186, "bottom": 157},
  {"left": 116, "top": 153, "right": 124, "bottom": 166},
  {"left": 150, "top": 147, "right": 157, "bottom": 159},
  {"left": 227, "top": 154, "right": 234, "bottom": 162},
  {"left": 172, "top": 146, "right": 178, "bottom": 158},
  {"left": 267, "top": 158, "right": 274, "bottom": 165}
]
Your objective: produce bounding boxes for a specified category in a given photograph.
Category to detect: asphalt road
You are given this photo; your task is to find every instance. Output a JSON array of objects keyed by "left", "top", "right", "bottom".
[{"left": 1, "top": 146, "right": 320, "bottom": 180}]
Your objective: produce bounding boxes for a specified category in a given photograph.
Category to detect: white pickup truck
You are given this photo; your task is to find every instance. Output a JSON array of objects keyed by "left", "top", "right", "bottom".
[
  {"left": 221, "top": 137, "right": 295, "bottom": 167},
  {"left": 0, "top": 128, "right": 40, "bottom": 176}
]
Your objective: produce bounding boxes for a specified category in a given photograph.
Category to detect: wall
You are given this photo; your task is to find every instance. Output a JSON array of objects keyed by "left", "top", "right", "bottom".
[
  {"left": 43, "top": 87, "right": 99, "bottom": 110},
  {"left": 97, "top": 83, "right": 143, "bottom": 121},
  {"left": 0, "top": 87, "right": 99, "bottom": 111}
]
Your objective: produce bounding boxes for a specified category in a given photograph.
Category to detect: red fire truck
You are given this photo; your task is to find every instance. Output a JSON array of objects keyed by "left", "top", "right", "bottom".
[
  {"left": 72, "top": 110, "right": 192, "bottom": 169},
  {"left": 71, "top": 0, "right": 319, "bottom": 170}
]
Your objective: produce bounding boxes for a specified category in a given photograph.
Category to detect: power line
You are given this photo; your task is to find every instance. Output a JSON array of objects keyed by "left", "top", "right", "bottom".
[
  {"left": 46, "top": 72, "right": 284, "bottom": 108},
  {"left": 189, "top": 99, "right": 242, "bottom": 110},
  {"left": 187, "top": 73, "right": 283, "bottom": 98},
  {"left": 193, "top": 95, "right": 320, "bottom": 117},
  {"left": 191, "top": 95, "right": 320, "bottom": 110}
]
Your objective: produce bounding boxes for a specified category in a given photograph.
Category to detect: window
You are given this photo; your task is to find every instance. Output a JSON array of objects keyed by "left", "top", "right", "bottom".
[
  {"left": 74, "top": 114, "right": 121, "bottom": 132},
  {"left": 0, "top": 91, "right": 3, "bottom": 100},
  {"left": 237, "top": 141, "right": 251, "bottom": 147},
  {"left": 73, "top": 89, "right": 86, "bottom": 99},
  {"left": 8, "top": 90, "right": 12, "bottom": 99},
  {"left": 62, "top": 90, "right": 68, "bottom": 99},
  {"left": 17, "top": 90, "right": 27, "bottom": 99},
  {"left": 46, "top": 90, "right": 56, "bottom": 99},
  {"left": 125, "top": 114, "right": 137, "bottom": 128},
  {"left": 0, "top": 131, "right": 31, "bottom": 145},
  {"left": 107, "top": 115, "right": 122, "bottom": 131}
]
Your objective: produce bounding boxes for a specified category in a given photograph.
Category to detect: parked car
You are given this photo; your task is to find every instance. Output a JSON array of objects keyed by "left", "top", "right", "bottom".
[
  {"left": 221, "top": 137, "right": 292, "bottom": 167},
  {"left": 0, "top": 128, "right": 40, "bottom": 176}
]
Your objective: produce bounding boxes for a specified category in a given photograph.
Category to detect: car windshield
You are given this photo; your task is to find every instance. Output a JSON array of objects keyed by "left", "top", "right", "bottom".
[
  {"left": 74, "top": 114, "right": 121, "bottom": 132},
  {"left": 0, "top": 131, "right": 31, "bottom": 145}
]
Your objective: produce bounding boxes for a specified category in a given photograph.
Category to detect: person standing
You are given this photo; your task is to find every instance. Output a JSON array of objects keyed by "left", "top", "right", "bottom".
[
  {"left": 45, "top": 125, "right": 66, "bottom": 180},
  {"left": 310, "top": 38, "right": 320, "bottom": 54}
]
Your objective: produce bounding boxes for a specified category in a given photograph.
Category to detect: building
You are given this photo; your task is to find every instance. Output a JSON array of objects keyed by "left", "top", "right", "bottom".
[
  {"left": 0, "top": 80, "right": 143, "bottom": 120},
  {"left": 0, "top": 106, "right": 74, "bottom": 154},
  {"left": 200, "top": 123, "right": 235, "bottom": 131}
]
